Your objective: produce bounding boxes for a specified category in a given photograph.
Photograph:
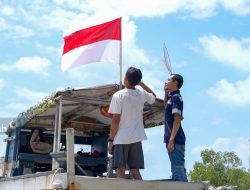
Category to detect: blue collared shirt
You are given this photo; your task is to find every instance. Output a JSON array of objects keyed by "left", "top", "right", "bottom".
[{"left": 164, "top": 90, "right": 186, "bottom": 145}]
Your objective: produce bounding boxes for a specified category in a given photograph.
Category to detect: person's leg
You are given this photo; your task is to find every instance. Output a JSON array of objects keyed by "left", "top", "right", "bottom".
[
  {"left": 112, "top": 144, "right": 128, "bottom": 179},
  {"left": 167, "top": 143, "right": 188, "bottom": 182},
  {"left": 128, "top": 142, "right": 144, "bottom": 180},
  {"left": 116, "top": 166, "right": 126, "bottom": 178},
  {"left": 130, "top": 169, "right": 142, "bottom": 180}
]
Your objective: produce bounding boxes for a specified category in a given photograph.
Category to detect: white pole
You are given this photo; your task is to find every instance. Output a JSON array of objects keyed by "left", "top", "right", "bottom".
[
  {"left": 52, "top": 98, "right": 62, "bottom": 170},
  {"left": 119, "top": 17, "right": 122, "bottom": 90},
  {"left": 66, "top": 128, "right": 75, "bottom": 175},
  {"left": 57, "top": 99, "right": 62, "bottom": 152}
]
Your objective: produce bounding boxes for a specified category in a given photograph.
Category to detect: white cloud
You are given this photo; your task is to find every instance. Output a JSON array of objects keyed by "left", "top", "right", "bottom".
[
  {"left": 0, "top": 56, "right": 52, "bottom": 76},
  {"left": 192, "top": 138, "right": 231, "bottom": 153},
  {"left": 181, "top": 0, "right": 250, "bottom": 19},
  {"left": 0, "top": 17, "right": 9, "bottom": 30},
  {"left": 208, "top": 77, "right": 250, "bottom": 107},
  {"left": 52, "top": 0, "right": 65, "bottom": 5},
  {"left": 0, "top": 78, "right": 5, "bottom": 90},
  {"left": 211, "top": 117, "right": 225, "bottom": 126},
  {"left": 0, "top": 111, "right": 15, "bottom": 117},
  {"left": 52, "top": 0, "right": 91, "bottom": 11},
  {"left": 191, "top": 137, "right": 250, "bottom": 168},
  {"left": 0, "top": 17, "right": 34, "bottom": 39},
  {"left": 186, "top": 127, "right": 202, "bottom": 134},
  {"left": 4, "top": 88, "right": 49, "bottom": 113},
  {"left": 1, "top": 6, "right": 15, "bottom": 16},
  {"left": 1, "top": 2, "right": 79, "bottom": 35},
  {"left": 1, "top": 0, "right": 249, "bottom": 76},
  {"left": 181, "top": 0, "right": 218, "bottom": 19},
  {"left": 122, "top": 19, "right": 150, "bottom": 66},
  {"left": 86, "top": 0, "right": 250, "bottom": 19},
  {"left": 141, "top": 69, "right": 165, "bottom": 97},
  {"left": 4, "top": 25, "right": 34, "bottom": 39},
  {"left": 221, "top": 0, "right": 250, "bottom": 16},
  {"left": 202, "top": 36, "right": 250, "bottom": 107},
  {"left": 35, "top": 42, "right": 61, "bottom": 58},
  {"left": 14, "top": 87, "right": 49, "bottom": 103},
  {"left": 66, "top": 61, "right": 120, "bottom": 85},
  {"left": 172, "top": 60, "right": 188, "bottom": 70},
  {"left": 199, "top": 35, "right": 250, "bottom": 72},
  {"left": 1, "top": 0, "right": 250, "bottom": 39},
  {"left": 68, "top": 67, "right": 103, "bottom": 84},
  {"left": 40, "top": 8, "right": 78, "bottom": 31},
  {"left": 5, "top": 102, "right": 31, "bottom": 112},
  {"left": 57, "top": 0, "right": 250, "bottom": 80},
  {"left": 87, "top": 0, "right": 181, "bottom": 18}
]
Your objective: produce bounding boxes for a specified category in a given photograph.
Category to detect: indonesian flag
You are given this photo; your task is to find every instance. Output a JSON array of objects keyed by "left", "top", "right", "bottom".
[{"left": 61, "top": 18, "right": 121, "bottom": 72}]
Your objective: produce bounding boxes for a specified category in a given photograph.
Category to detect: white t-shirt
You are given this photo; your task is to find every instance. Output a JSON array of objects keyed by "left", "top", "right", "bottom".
[{"left": 108, "top": 88, "right": 155, "bottom": 145}]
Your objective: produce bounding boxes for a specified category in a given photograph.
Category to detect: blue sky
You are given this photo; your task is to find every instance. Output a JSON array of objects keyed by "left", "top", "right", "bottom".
[{"left": 0, "top": 0, "right": 249, "bottom": 180}]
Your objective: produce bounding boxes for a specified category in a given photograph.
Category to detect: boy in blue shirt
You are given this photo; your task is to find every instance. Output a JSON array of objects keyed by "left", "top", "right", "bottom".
[{"left": 164, "top": 74, "right": 187, "bottom": 182}]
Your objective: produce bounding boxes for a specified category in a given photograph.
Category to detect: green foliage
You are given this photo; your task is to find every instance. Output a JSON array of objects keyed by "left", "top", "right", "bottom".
[
  {"left": 144, "top": 121, "right": 164, "bottom": 129},
  {"left": 28, "top": 94, "right": 56, "bottom": 115},
  {"left": 18, "top": 93, "right": 56, "bottom": 123},
  {"left": 189, "top": 149, "right": 250, "bottom": 190}
]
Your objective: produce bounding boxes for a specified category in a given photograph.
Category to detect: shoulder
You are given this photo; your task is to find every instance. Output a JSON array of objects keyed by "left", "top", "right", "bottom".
[
  {"left": 113, "top": 89, "right": 126, "bottom": 96},
  {"left": 112, "top": 89, "right": 127, "bottom": 101},
  {"left": 137, "top": 88, "right": 148, "bottom": 96},
  {"left": 136, "top": 88, "right": 144, "bottom": 94},
  {"left": 136, "top": 88, "right": 148, "bottom": 98},
  {"left": 172, "top": 94, "right": 183, "bottom": 102}
]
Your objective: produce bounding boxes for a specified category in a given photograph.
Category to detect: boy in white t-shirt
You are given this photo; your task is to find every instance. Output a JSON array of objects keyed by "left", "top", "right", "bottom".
[{"left": 108, "top": 67, "right": 156, "bottom": 180}]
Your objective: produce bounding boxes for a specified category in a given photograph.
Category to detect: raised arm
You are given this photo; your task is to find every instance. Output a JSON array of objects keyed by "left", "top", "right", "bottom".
[{"left": 139, "top": 82, "right": 156, "bottom": 97}]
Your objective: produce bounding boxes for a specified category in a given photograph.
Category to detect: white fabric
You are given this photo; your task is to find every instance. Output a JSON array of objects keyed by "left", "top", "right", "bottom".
[
  {"left": 61, "top": 40, "right": 120, "bottom": 72},
  {"left": 30, "top": 129, "right": 52, "bottom": 154},
  {"left": 108, "top": 88, "right": 155, "bottom": 144}
]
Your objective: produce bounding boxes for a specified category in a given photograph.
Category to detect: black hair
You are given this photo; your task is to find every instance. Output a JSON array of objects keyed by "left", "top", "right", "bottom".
[
  {"left": 125, "top": 67, "right": 142, "bottom": 86},
  {"left": 172, "top": 74, "right": 184, "bottom": 89}
]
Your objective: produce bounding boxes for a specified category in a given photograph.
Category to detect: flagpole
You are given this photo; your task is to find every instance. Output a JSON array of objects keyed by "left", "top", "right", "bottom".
[{"left": 119, "top": 17, "right": 122, "bottom": 90}]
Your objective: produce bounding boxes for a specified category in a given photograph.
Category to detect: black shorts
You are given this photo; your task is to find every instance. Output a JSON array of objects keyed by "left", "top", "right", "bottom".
[{"left": 112, "top": 141, "right": 144, "bottom": 170}]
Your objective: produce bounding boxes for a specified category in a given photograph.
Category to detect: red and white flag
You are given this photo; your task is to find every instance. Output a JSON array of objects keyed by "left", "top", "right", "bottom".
[{"left": 61, "top": 18, "right": 121, "bottom": 72}]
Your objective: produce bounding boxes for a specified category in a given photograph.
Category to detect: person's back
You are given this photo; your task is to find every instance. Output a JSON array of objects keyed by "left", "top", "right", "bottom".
[
  {"left": 111, "top": 87, "right": 154, "bottom": 144},
  {"left": 108, "top": 66, "right": 156, "bottom": 179}
]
